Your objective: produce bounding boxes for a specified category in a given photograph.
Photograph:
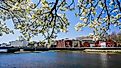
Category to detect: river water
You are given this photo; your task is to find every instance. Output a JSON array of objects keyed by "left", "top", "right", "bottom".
[{"left": 0, "top": 51, "right": 121, "bottom": 68}]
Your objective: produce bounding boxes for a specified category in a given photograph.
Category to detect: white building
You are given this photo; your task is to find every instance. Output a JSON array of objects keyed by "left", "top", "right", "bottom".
[
  {"left": 76, "top": 36, "right": 95, "bottom": 44},
  {"left": 99, "top": 42, "right": 106, "bottom": 47},
  {"left": 0, "top": 43, "right": 7, "bottom": 47},
  {"left": 10, "top": 40, "right": 28, "bottom": 47},
  {"left": 0, "top": 43, "right": 11, "bottom": 47}
]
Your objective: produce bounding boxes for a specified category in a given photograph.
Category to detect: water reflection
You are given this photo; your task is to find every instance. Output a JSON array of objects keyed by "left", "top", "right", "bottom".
[
  {"left": 100, "top": 53, "right": 108, "bottom": 68},
  {"left": 0, "top": 52, "right": 121, "bottom": 68}
]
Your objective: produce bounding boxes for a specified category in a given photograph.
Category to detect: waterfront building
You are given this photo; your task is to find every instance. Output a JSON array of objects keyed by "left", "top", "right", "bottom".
[
  {"left": 76, "top": 36, "right": 95, "bottom": 47},
  {"left": 95, "top": 39, "right": 117, "bottom": 47},
  {"left": 55, "top": 36, "right": 118, "bottom": 48},
  {"left": 0, "top": 43, "right": 10, "bottom": 47},
  {"left": 56, "top": 38, "right": 82, "bottom": 48},
  {"left": 0, "top": 43, "right": 7, "bottom": 47},
  {"left": 72, "top": 40, "right": 82, "bottom": 47},
  {"left": 106, "top": 39, "right": 117, "bottom": 47},
  {"left": 9, "top": 40, "right": 28, "bottom": 47},
  {"left": 117, "top": 42, "right": 121, "bottom": 47},
  {"left": 56, "top": 39, "right": 65, "bottom": 48},
  {"left": 95, "top": 40, "right": 105, "bottom": 47},
  {"left": 50, "top": 40, "right": 57, "bottom": 48},
  {"left": 83, "top": 42, "right": 90, "bottom": 47}
]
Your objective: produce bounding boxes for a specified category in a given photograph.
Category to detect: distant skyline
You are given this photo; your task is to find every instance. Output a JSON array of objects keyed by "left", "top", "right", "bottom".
[{"left": 0, "top": 0, "right": 120, "bottom": 44}]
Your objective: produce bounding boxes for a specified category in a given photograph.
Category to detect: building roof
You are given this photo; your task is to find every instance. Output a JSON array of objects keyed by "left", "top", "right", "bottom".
[{"left": 76, "top": 36, "right": 93, "bottom": 41}]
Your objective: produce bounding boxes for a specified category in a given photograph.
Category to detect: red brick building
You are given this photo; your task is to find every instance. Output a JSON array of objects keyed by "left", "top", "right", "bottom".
[
  {"left": 76, "top": 36, "right": 94, "bottom": 47},
  {"left": 106, "top": 39, "right": 117, "bottom": 47},
  {"left": 56, "top": 40, "right": 65, "bottom": 48},
  {"left": 94, "top": 39, "right": 117, "bottom": 47},
  {"left": 56, "top": 39, "right": 82, "bottom": 48},
  {"left": 83, "top": 42, "right": 90, "bottom": 47}
]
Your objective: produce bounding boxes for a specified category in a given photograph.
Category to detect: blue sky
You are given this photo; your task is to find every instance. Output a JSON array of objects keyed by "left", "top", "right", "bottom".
[
  {"left": 0, "top": 0, "right": 120, "bottom": 44},
  {"left": 0, "top": 10, "right": 120, "bottom": 44}
]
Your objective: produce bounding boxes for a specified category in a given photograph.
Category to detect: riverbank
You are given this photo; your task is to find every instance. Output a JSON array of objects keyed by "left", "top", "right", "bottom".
[
  {"left": 84, "top": 49, "right": 121, "bottom": 53},
  {"left": 1, "top": 47, "right": 121, "bottom": 53},
  {"left": 13, "top": 49, "right": 121, "bottom": 54}
]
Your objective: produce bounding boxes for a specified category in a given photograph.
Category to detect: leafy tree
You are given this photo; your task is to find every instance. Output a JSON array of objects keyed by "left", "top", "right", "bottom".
[
  {"left": 0, "top": 21, "right": 13, "bottom": 36},
  {"left": 0, "top": 0, "right": 121, "bottom": 46},
  {"left": 108, "top": 31, "right": 121, "bottom": 45},
  {"left": 0, "top": 0, "right": 73, "bottom": 46},
  {"left": 75, "top": 0, "right": 121, "bottom": 40},
  {"left": 117, "top": 32, "right": 121, "bottom": 43},
  {"left": 109, "top": 31, "right": 117, "bottom": 40}
]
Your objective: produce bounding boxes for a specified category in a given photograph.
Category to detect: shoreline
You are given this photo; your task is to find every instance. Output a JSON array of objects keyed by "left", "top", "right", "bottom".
[
  {"left": 83, "top": 49, "right": 121, "bottom": 53},
  {"left": 1, "top": 47, "right": 121, "bottom": 53},
  {"left": 8, "top": 49, "right": 121, "bottom": 54},
  {"left": 1, "top": 50, "right": 121, "bottom": 54}
]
